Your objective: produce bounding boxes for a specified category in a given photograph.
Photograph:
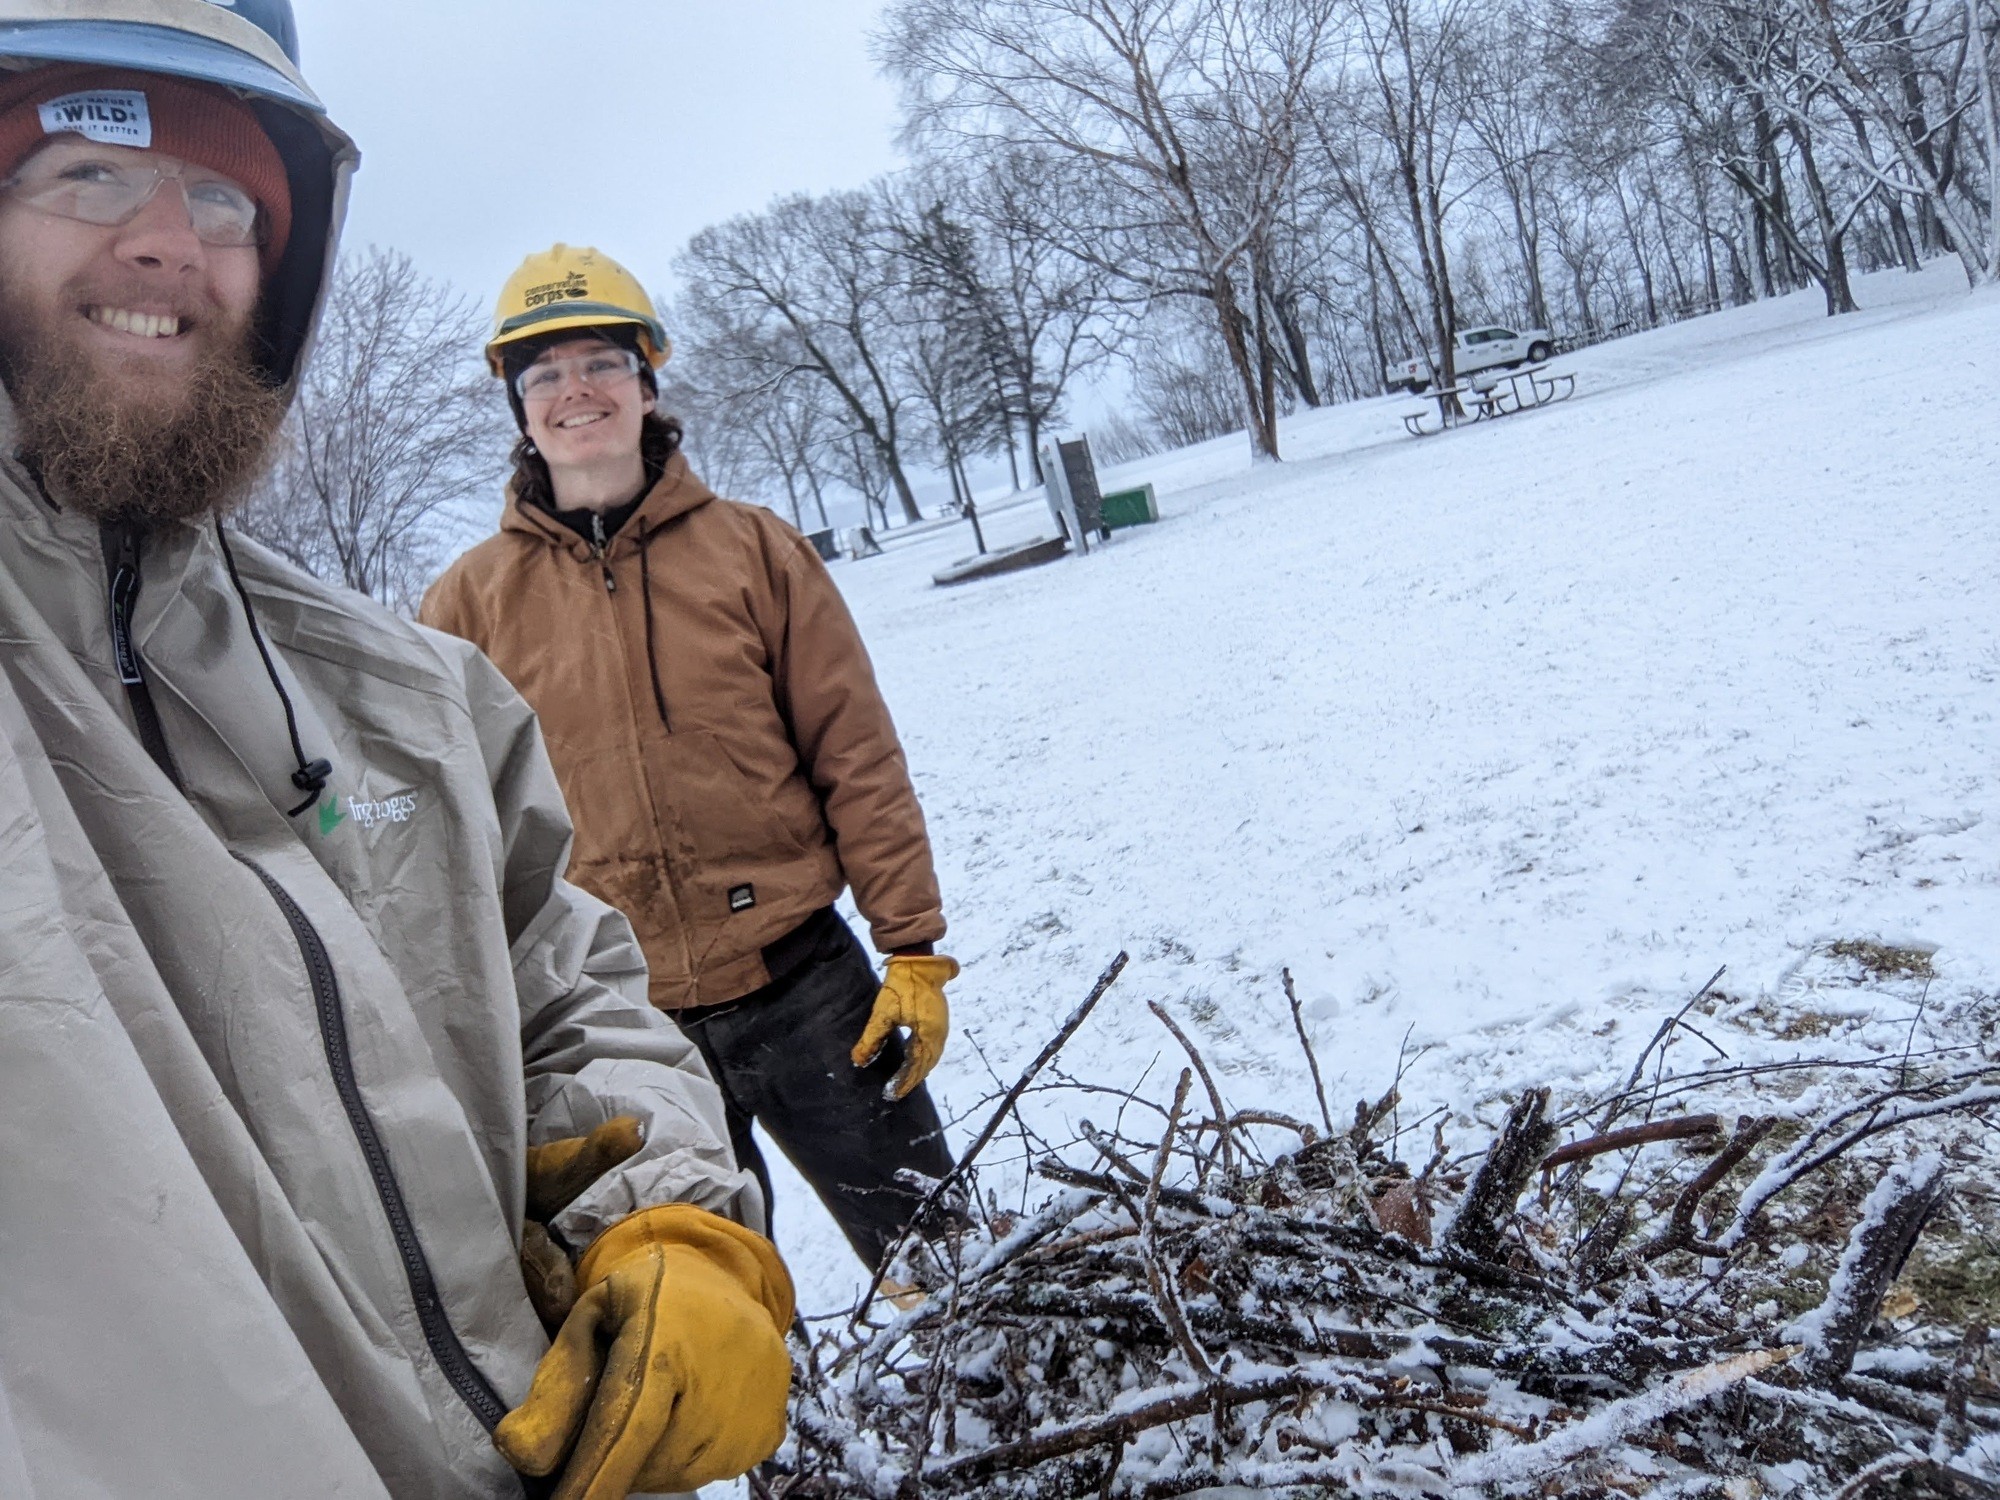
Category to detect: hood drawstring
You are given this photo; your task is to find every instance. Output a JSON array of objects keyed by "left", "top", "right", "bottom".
[
  {"left": 635, "top": 526, "right": 672, "bottom": 732},
  {"left": 214, "top": 519, "right": 333, "bottom": 817}
]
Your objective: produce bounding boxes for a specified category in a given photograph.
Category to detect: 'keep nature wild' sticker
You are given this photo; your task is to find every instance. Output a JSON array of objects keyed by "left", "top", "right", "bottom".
[{"left": 38, "top": 91, "right": 153, "bottom": 148}]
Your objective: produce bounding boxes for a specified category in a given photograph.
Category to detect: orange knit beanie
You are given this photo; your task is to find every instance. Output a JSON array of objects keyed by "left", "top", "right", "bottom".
[{"left": 0, "top": 64, "right": 291, "bottom": 270}]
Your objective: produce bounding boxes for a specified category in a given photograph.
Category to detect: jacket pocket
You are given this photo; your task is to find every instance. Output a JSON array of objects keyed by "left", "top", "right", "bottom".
[{"left": 651, "top": 730, "right": 811, "bottom": 865}]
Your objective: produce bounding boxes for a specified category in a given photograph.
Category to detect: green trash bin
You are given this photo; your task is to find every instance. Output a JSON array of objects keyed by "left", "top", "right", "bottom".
[{"left": 1100, "top": 483, "right": 1159, "bottom": 531}]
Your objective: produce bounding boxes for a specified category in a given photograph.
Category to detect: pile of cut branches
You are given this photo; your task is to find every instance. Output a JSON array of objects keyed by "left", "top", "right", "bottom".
[{"left": 777, "top": 956, "right": 2000, "bottom": 1499}]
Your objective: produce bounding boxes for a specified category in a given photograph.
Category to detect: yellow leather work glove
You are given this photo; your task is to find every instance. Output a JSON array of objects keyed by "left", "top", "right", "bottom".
[
  {"left": 520, "top": 1117, "right": 645, "bottom": 1331},
  {"left": 851, "top": 953, "right": 959, "bottom": 1101},
  {"left": 526, "top": 1117, "right": 645, "bottom": 1223},
  {"left": 494, "top": 1204, "right": 795, "bottom": 1500}
]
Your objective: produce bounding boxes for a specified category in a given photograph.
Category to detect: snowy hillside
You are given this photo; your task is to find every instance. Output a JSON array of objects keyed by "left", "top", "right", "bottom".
[{"left": 769, "top": 260, "right": 2000, "bottom": 1323}]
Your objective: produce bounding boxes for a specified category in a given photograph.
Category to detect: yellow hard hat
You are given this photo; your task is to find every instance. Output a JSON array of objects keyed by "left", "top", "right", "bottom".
[{"left": 486, "top": 244, "right": 671, "bottom": 376}]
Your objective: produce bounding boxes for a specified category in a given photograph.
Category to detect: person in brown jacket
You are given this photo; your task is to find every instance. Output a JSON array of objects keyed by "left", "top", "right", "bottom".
[{"left": 422, "top": 245, "right": 958, "bottom": 1270}]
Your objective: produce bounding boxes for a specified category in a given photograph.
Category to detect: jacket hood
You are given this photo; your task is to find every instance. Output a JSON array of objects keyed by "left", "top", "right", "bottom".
[
  {"left": 502, "top": 450, "right": 718, "bottom": 559},
  {"left": 0, "top": 0, "right": 360, "bottom": 397}
]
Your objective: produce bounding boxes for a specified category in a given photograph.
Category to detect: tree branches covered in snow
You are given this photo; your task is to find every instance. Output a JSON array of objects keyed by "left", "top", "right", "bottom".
[{"left": 768, "top": 973, "right": 2000, "bottom": 1498}]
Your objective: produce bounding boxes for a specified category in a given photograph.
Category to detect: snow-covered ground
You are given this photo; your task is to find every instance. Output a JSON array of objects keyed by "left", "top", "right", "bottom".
[{"left": 763, "top": 259, "right": 2000, "bottom": 1323}]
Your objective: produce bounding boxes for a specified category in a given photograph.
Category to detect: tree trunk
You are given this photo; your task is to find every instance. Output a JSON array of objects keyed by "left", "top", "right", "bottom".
[
  {"left": 1745, "top": 183, "right": 1776, "bottom": 298},
  {"left": 806, "top": 466, "right": 830, "bottom": 530},
  {"left": 1687, "top": 142, "right": 1723, "bottom": 308},
  {"left": 1366, "top": 241, "right": 1392, "bottom": 395},
  {"left": 1613, "top": 177, "right": 1659, "bottom": 324},
  {"left": 1888, "top": 0, "right": 1949, "bottom": 254},
  {"left": 1210, "top": 269, "right": 1279, "bottom": 463},
  {"left": 1885, "top": 194, "right": 1923, "bottom": 272},
  {"left": 1401, "top": 158, "right": 1456, "bottom": 389},
  {"left": 1968, "top": 0, "right": 2000, "bottom": 279},
  {"left": 1753, "top": 101, "right": 1806, "bottom": 289},
  {"left": 1271, "top": 289, "right": 1323, "bottom": 408},
  {"left": 884, "top": 451, "right": 923, "bottom": 524},
  {"left": 1253, "top": 274, "right": 1281, "bottom": 446},
  {"left": 1506, "top": 173, "right": 1552, "bottom": 331},
  {"left": 1791, "top": 126, "right": 1860, "bottom": 315}
]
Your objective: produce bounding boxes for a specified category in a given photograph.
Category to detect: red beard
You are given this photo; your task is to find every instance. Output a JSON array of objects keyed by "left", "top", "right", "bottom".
[{"left": 0, "top": 271, "right": 285, "bottom": 523}]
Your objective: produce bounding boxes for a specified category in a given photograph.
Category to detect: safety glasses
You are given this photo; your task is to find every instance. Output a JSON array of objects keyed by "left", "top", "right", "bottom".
[
  {"left": 515, "top": 346, "right": 644, "bottom": 403},
  {"left": 2, "top": 154, "right": 264, "bottom": 248}
]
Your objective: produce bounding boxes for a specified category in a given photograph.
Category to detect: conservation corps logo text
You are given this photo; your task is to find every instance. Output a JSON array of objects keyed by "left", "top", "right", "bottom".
[{"left": 523, "top": 272, "right": 590, "bottom": 310}]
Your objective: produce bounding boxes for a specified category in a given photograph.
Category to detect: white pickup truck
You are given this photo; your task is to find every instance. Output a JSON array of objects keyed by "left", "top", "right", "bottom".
[{"left": 1385, "top": 325, "right": 1555, "bottom": 394}]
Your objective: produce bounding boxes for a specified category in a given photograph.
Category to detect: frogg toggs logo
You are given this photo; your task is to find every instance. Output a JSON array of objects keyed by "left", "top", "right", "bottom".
[{"left": 348, "top": 791, "right": 419, "bottom": 829}]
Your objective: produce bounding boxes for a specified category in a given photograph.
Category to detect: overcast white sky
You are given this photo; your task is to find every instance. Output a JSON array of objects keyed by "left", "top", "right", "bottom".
[{"left": 294, "top": 0, "right": 907, "bottom": 309}]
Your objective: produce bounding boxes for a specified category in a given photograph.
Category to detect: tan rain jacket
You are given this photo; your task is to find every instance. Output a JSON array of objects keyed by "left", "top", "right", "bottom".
[
  {"left": 420, "top": 455, "right": 945, "bottom": 1011},
  {"left": 0, "top": 397, "right": 761, "bottom": 1498}
]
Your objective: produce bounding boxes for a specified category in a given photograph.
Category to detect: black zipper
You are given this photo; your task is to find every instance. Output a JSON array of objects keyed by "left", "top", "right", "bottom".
[
  {"left": 234, "top": 853, "right": 511, "bottom": 1435},
  {"left": 591, "top": 513, "right": 616, "bottom": 592},
  {"left": 102, "top": 519, "right": 185, "bottom": 790},
  {"left": 635, "top": 529, "right": 672, "bottom": 732}
]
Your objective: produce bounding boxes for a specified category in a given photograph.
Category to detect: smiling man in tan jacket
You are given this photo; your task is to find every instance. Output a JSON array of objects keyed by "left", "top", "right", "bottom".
[
  {"left": 0, "top": 8, "right": 790, "bottom": 1497},
  {"left": 422, "top": 246, "right": 958, "bottom": 1271}
]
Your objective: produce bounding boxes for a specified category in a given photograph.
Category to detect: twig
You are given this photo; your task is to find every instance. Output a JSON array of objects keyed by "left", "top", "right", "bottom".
[
  {"left": 1560, "top": 1046, "right": 1986, "bottom": 1133},
  {"left": 1079, "top": 1120, "right": 1151, "bottom": 1186},
  {"left": 851, "top": 951, "right": 1128, "bottom": 1325},
  {"left": 1640, "top": 1115, "right": 1774, "bottom": 1260},
  {"left": 1939, "top": 1323, "right": 1989, "bottom": 1455},
  {"left": 1446, "top": 1346, "right": 1796, "bottom": 1488},
  {"left": 1224, "top": 1108, "right": 1321, "bottom": 1140},
  {"left": 1282, "top": 967, "right": 1335, "bottom": 1136},
  {"left": 1717, "top": 1076, "right": 2000, "bottom": 1251},
  {"left": 1148, "top": 1001, "right": 1235, "bottom": 1180},
  {"left": 1018, "top": 1221, "right": 1139, "bottom": 1263},
  {"left": 1901, "top": 975, "right": 1934, "bottom": 1090},
  {"left": 1351, "top": 1085, "right": 1400, "bottom": 1154},
  {"left": 1541, "top": 1114, "right": 1724, "bottom": 1172},
  {"left": 1036, "top": 1159, "right": 1213, "bottom": 1215},
  {"left": 923, "top": 1369, "right": 1355, "bottom": 1482},
  {"left": 1831, "top": 1452, "right": 1926, "bottom": 1500},
  {"left": 1097, "top": 1437, "right": 1123, "bottom": 1500},
  {"left": 1600, "top": 965, "right": 1727, "bottom": 1133},
  {"left": 1141, "top": 1070, "right": 1215, "bottom": 1381},
  {"left": 1381, "top": 1394, "right": 1538, "bottom": 1441}
]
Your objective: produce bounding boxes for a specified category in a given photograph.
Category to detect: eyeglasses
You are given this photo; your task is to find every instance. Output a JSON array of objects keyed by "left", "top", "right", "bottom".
[
  {"left": 2, "top": 154, "right": 264, "bottom": 248},
  {"left": 515, "top": 347, "right": 644, "bottom": 403}
]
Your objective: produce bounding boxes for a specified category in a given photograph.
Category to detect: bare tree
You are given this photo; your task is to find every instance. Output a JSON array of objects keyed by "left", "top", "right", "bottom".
[
  {"left": 881, "top": 0, "right": 1341, "bottom": 462},
  {"left": 901, "top": 149, "right": 1122, "bottom": 484},
  {"left": 668, "top": 330, "right": 841, "bottom": 531},
  {"left": 677, "top": 189, "right": 929, "bottom": 523},
  {"left": 238, "top": 247, "right": 508, "bottom": 614}
]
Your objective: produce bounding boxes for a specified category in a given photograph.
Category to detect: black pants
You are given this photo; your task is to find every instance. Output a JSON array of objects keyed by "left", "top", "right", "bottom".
[{"left": 672, "top": 910, "right": 955, "bottom": 1268}]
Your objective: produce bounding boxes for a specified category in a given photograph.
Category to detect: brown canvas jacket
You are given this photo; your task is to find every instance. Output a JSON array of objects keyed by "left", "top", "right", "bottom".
[{"left": 421, "top": 454, "right": 945, "bottom": 1010}]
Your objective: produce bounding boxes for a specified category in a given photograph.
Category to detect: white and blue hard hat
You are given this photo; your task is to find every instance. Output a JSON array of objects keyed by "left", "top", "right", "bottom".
[{"left": 0, "top": 0, "right": 358, "bottom": 390}]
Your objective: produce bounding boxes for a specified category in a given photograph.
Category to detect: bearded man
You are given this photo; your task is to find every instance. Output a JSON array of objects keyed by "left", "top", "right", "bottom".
[{"left": 0, "top": 5, "right": 793, "bottom": 1499}]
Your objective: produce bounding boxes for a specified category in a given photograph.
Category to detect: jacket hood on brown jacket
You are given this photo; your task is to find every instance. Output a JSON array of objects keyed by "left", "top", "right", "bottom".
[
  {"left": 422, "top": 454, "right": 945, "bottom": 1011},
  {"left": 499, "top": 449, "right": 716, "bottom": 558}
]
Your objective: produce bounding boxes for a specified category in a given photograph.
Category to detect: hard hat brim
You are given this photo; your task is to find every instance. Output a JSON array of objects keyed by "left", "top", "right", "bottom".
[
  {"left": 486, "top": 302, "right": 671, "bottom": 374},
  {"left": 0, "top": 19, "right": 322, "bottom": 113}
]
